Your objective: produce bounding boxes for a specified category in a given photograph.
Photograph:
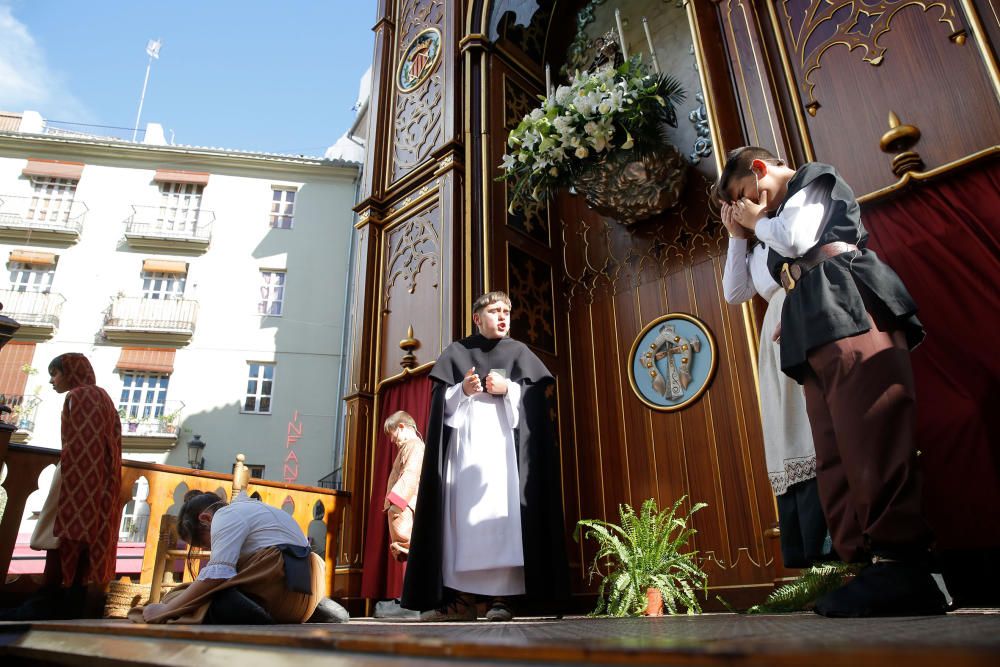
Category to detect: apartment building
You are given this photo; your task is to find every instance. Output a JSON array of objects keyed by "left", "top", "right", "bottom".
[{"left": 0, "top": 112, "right": 360, "bottom": 489}]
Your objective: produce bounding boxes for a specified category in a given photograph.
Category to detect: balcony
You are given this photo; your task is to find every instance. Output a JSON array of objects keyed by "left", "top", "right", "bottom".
[
  {"left": 0, "top": 394, "right": 40, "bottom": 444},
  {"left": 119, "top": 399, "right": 184, "bottom": 452},
  {"left": 103, "top": 296, "right": 198, "bottom": 345},
  {"left": 124, "top": 205, "right": 214, "bottom": 254},
  {"left": 0, "top": 289, "right": 65, "bottom": 340},
  {"left": 0, "top": 194, "right": 87, "bottom": 245}
]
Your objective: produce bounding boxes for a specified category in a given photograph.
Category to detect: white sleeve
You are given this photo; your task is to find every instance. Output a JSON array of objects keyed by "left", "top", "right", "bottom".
[
  {"left": 722, "top": 238, "right": 756, "bottom": 304},
  {"left": 197, "top": 507, "right": 249, "bottom": 581},
  {"left": 501, "top": 381, "right": 522, "bottom": 430},
  {"left": 755, "top": 179, "right": 833, "bottom": 258},
  {"left": 444, "top": 380, "right": 471, "bottom": 429}
]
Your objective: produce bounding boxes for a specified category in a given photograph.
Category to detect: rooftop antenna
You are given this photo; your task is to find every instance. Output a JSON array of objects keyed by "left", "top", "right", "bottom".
[{"left": 131, "top": 39, "right": 162, "bottom": 142}]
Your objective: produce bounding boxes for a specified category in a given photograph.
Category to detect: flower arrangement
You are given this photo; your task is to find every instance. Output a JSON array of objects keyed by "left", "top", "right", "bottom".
[{"left": 500, "top": 58, "right": 684, "bottom": 210}]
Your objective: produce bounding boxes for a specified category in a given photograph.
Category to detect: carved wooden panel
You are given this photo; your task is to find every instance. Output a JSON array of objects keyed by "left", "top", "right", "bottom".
[
  {"left": 503, "top": 76, "right": 551, "bottom": 244},
  {"left": 719, "top": 1, "right": 1000, "bottom": 194},
  {"left": 507, "top": 244, "right": 556, "bottom": 354},
  {"left": 390, "top": 0, "right": 446, "bottom": 184},
  {"left": 555, "top": 187, "right": 777, "bottom": 597},
  {"left": 379, "top": 195, "right": 443, "bottom": 379}
]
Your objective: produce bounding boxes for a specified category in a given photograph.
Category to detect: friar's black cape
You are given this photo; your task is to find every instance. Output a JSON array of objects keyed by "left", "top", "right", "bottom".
[{"left": 400, "top": 333, "right": 570, "bottom": 611}]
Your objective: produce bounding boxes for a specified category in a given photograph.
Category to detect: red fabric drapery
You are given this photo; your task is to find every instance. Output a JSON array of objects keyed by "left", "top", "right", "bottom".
[
  {"left": 862, "top": 160, "right": 1000, "bottom": 550},
  {"left": 360, "top": 374, "right": 433, "bottom": 600}
]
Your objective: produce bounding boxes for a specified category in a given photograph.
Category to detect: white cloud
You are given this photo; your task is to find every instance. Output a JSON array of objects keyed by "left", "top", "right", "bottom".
[{"left": 0, "top": 4, "right": 90, "bottom": 120}]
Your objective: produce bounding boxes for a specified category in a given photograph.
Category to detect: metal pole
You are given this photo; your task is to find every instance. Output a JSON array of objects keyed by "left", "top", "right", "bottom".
[{"left": 132, "top": 55, "right": 154, "bottom": 142}]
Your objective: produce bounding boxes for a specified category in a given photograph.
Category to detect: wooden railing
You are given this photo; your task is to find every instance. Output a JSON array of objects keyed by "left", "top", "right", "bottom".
[{"left": 0, "top": 439, "right": 348, "bottom": 602}]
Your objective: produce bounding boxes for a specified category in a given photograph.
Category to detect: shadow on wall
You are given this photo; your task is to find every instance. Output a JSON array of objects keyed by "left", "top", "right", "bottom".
[
  {"left": 249, "top": 181, "right": 350, "bottom": 488},
  {"left": 162, "top": 400, "right": 246, "bottom": 472}
]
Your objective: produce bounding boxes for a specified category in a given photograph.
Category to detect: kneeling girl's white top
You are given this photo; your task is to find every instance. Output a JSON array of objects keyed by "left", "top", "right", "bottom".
[{"left": 197, "top": 492, "right": 310, "bottom": 581}]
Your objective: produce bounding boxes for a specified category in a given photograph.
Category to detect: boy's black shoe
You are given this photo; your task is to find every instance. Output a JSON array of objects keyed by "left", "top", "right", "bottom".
[
  {"left": 307, "top": 597, "right": 350, "bottom": 623},
  {"left": 814, "top": 559, "right": 947, "bottom": 617},
  {"left": 203, "top": 588, "right": 274, "bottom": 625}
]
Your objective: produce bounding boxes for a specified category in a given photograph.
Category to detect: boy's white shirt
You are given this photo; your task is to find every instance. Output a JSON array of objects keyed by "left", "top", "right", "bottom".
[
  {"left": 197, "top": 491, "right": 309, "bottom": 581},
  {"left": 723, "top": 239, "right": 781, "bottom": 304},
  {"left": 440, "top": 378, "right": 526, "bottom": 595},
  {"left": 754, "top": 179, "right": 834, "bottom": 258}
]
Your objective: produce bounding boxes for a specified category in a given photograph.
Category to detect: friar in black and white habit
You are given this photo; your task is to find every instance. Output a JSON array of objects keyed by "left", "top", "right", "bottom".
[{"left": 401, "top": 291, "right": 569, "bottom": 622}]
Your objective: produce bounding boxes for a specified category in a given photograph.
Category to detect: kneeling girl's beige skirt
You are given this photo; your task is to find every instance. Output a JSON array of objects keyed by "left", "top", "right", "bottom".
[{"left": 128, "top": 546, "right": 324, "bottom": 624}]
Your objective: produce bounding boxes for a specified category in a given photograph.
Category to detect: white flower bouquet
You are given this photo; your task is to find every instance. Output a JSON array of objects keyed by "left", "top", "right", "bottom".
[{"left": 500, "top": 58, "right": 684, "bottom": 210}]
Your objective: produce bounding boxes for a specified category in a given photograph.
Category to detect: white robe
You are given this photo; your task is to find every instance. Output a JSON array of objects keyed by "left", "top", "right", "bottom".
[{"left": 441, "top": 380, "right": 526, "bottom": 595}]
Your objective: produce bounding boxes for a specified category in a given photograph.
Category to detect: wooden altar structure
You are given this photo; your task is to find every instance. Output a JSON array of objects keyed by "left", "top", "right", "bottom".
[{"left": 338, "top": 0, "right": 1000, "bottom": 609}]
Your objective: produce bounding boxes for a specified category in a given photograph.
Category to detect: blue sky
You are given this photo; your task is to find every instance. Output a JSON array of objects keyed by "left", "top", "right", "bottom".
[{"left": 0, "top": 1, "right": 375, "bottom": 156}]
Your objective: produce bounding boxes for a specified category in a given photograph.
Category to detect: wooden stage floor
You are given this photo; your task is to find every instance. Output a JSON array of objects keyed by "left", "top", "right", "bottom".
[{"left": 2, "top": 610, "right": 999, "bottom": 666}]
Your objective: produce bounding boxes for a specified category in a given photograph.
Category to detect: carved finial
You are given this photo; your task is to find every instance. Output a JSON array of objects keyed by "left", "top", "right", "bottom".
[
  {"left": 879, "top": 111, "right": 924, "bottom": 177},
  {"left": 399, "top": 325, "right": 420, "bottom": 369},
  {"left": 233, "top": 453, "right": 250, "bottom": 493}
]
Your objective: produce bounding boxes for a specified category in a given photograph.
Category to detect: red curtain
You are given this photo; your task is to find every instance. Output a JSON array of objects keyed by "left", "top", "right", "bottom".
[
  {"left": 862, "top": 160, "right": 1000, "bottom": 549},
  {"left": 360, "top": 374, "right": 433, "bottom": 600}
]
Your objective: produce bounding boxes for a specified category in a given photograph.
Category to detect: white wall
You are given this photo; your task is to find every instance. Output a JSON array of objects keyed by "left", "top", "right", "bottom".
[{"left": 0, "top": 143, "right": 357, "bottom": 491}]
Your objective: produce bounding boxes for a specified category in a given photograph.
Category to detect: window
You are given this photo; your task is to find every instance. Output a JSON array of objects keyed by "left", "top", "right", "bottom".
[
  {"left": 243, "top": 363, "right": 274, "bottom": 413},
  {"left": 27, "top": 177, "right": 77, "bottom": 224},
  {"left": 269, "top": 188, "right": 296, "bottom": 229},
  {"left": 157, "top": 182, "right": 204, "bottom": 232},
  {"left": 142, "top": 271, "right": 185, "bottom": 300},
  {"left": 258, "top": 271, "right": 285, "bottom": 315},
  {"left": 8, "top": 262, "right": 54, "bottom": 293},
  {"left": 119, "top": 372, "right": 169, "bottom": 422},
  {"left": 233, "top": 462, "right": 265, "bottom": 479}
]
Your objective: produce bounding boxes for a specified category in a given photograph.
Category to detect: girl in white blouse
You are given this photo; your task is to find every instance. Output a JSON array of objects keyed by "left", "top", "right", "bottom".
[{"left": 131, "top": 490, "right": 345, "bottom": 624}]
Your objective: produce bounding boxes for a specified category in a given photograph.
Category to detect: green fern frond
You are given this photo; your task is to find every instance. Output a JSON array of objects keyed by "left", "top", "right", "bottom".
[{"left": 746, "top": 562, "right": 861, "bottom": 614}]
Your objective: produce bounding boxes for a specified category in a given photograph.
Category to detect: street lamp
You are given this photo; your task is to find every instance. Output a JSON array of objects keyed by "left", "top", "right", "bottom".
[{"left": 187, "top": 434, "right": 206, "bottom": 470}]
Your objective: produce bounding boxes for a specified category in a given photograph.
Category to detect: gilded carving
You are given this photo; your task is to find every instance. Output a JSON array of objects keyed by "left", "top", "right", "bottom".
[
  {"left": 779, "top": 1, "right": 961, "bottom": 106},
  {"left": 508, "top": 245, "right": 556, "bottom": 353},
  {"left": 392, "top": 0, "right": 446, "bottom": 181},
  {"left": 382, "top": 205, "right": 440, "bottom": 313}
]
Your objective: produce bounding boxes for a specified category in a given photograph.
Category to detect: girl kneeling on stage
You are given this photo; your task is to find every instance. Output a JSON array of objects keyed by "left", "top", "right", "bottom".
[{"left": 130, "top": 490, "right": 344, "bottom": 624}]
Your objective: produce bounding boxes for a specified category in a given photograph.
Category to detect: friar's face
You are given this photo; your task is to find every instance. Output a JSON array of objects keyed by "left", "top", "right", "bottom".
[{"left": 473, "top": 300, "right": 511, "bottom": 339}]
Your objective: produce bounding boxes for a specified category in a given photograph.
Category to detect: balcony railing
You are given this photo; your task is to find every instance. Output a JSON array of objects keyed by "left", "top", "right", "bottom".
[
  {"left": 0, "top": 289, "right": 65, "bottom": 337},
  {"left": 0, "top": 194, "right": 87, "bottom": 239},
  {"left": 124, "top": 205, "right": 214, "bottom": 252},
  {"left": 0, "top": 394, "right": 40, "bottom": 434},
  {"left": 120, "top": 400, "right": 185, "bottom": 437},
  {"left": 103, "top": 296, "right": 198, "bottom": 344}
]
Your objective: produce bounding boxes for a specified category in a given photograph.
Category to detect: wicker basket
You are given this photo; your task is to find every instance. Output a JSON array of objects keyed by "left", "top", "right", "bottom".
[{"left": 103, "top": 580, "right": 150, "bottom": 618}]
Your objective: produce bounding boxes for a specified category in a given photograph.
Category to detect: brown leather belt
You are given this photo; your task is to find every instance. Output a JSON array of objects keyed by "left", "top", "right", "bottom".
[{"left": 780, "top": 241, "right": 859, "bottom": 291}]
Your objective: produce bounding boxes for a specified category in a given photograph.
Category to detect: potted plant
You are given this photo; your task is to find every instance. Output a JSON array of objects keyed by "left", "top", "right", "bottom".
[
  {"left": 574, "top": 496, "right": 708, "bottom": 616},
  {"left": 162, "top": 410, "right": 181, "bottom": 434},
  {"left": 499, "top": 57, "right": 686, "bottom": 224},
  {"left": 119, "top": 407, "right": 138, "bottom": 432}
]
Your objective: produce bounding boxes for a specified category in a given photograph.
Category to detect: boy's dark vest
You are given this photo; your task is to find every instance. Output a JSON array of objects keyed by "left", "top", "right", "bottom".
[{"left": 765, "top": 163, "right": 924, "bottom": 383}]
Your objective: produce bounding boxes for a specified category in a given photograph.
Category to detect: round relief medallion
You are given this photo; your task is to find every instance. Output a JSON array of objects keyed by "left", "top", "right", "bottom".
[
  {"left": 397, "top": 28, "right": 442, "bottom": 93},
  {"left": 628, "top": 313, "right": 718, "bottom": 412}
]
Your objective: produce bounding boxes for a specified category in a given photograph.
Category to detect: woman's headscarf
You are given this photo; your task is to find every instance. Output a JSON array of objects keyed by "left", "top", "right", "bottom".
[{"left": 52, "top": 353, "right": 122, "bottom": 586}]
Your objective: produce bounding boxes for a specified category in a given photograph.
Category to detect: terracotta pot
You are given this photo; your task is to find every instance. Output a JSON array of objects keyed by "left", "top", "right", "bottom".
[{"left": 644, "top": 587, "right": 664, "bottom": 616}]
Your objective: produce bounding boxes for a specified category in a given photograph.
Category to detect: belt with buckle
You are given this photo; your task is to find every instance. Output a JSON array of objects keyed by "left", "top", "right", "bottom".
[{"left": 780, "top": 241, "right": 859, "bottom": 291}]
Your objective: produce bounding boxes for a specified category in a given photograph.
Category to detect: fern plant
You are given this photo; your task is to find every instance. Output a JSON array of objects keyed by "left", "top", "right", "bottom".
[
  {"left": 746, "top": 561, "right": 861, "bottom": 614},
  {"left": 574, "top": 496, "right": 708, "bottom": 617}
]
